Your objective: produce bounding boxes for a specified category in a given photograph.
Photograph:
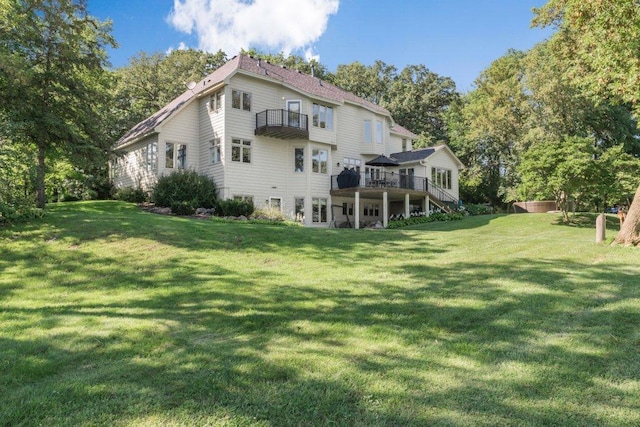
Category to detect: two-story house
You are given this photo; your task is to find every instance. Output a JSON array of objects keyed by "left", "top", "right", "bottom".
[{"left": 112, "top": 54, "right": 463, "bottom": 228}]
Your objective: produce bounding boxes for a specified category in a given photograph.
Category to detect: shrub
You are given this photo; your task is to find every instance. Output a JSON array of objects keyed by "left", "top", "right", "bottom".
[
  {"left": 152, "top": 170, "right": 217, "bottom": 214},
  {"left": 463, "top": 204, "right": 493, "bottom": 215},
  {"left": 252, "top": 206, "right": 287, "bottom": 222},
  {"left": 216, "top": 199, "right": 254, "bottom": 217},
  {"left": 113, "top": 187, "right": 147, "bottom": 203},
  {"left": 387, "top": 212, "right": 463, "bottom": 229}
]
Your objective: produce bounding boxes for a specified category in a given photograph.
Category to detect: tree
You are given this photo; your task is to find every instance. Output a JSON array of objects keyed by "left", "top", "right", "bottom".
[
  {"left": 330, "top": 60, "right": 397, "bottom": 105},
  {"left": 534, "top": 0, "right": 640, "bottom": 245},
  {"left": 0, "top": 0, "right": 116, "bottom": 208},
  {"left": 450, "top": 50, "right": 530, "bottom": 205},
  {"left": 385, "top": 65, "right": 459, "bottom": 146}
]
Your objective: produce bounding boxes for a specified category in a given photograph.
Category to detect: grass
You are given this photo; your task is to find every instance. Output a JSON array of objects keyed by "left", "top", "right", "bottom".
[{"left": 1, "top": 200, "right": 639, "bottom": 426}]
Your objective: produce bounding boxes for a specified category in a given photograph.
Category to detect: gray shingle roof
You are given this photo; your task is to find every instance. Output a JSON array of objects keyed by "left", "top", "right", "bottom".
[
  {"left": 117, "top": 54, "right": 394, "bottom": 147},
  {"left": 390, "top": 147, "right": 436, "bottom": 163}
]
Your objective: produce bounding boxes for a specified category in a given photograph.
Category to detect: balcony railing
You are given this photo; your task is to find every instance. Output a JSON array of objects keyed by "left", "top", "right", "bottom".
[
  {"left": 331, "top": 171, "right": 459, "bottom": 207},
  {"left": 255, "top": 109, "right": 309, "bottom": 140}
]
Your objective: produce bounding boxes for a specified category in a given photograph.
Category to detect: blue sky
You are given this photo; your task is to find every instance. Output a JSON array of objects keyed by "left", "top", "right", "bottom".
[{"left": 89, "top": 0, "right": 554, "bottom": 92}]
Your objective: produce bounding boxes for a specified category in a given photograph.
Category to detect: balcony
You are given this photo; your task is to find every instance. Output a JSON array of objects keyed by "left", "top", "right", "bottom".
[
  {"left": 331, "top": 171, "right": 459, "bottom": 210},
  {"left": 255, "top": 109, "right": 309, "bottom": 140}
]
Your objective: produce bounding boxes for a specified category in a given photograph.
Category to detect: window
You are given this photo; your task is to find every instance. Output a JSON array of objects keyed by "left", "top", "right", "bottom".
[
  {"left": 269, "top": 197, "right": 282, "bottom": 211},
  {"left": 165, "top": 142, "right": 174, "bottom": 169},
  {"left": 342, "top": 158, "right": 361, "bottom": 172},
  {"left": 232, "top": 89, "right": 251, "bottom": 111},
  {"left": 177, "top": 144, "right": 187, "bottom": 169},
  {"left": 312, "top": 198, "right": 327, "bottom": 223},
  {"left": 342, "top": 202, "right": 354, "bottom": 216},
  {"left": 402, "top": 139, "right": 407, "bottom": 152},
  {"left": 165, "top": 142, "right": 186, "bottom": 169},
  {"left": 210, "top": 138, "right": 221, "bottom": 164},
  {"left": 312, "top": 103, "right": 333, "bottom": 129},
  {"left": 364, "top": 203, "right": 380, "bottom": 217},
  {"left": 312, "top": 148, "right": 327, "bottom": 174},
  {"left": 431, "top": 167, "right": 452, "bottom": 190},
  {"left": 144, "top": 142, "right": 157, "bottom": 172},
  {"left": 364, "top": 120, "right": 372, "bottom": 143},
  {"left": 376, "top": 120, "right": 383, "bottom": 144},
  {"left": 210, "top": 91, "right": 222, "bottom": 112},
  {"left": 232, "top": 138, "right": 251, "bottom": 163},
  {"left": 294, "top": 147, "right": 304, "bottom": 172},
  {"left": 294, "top": 197, "right": 305, "bottom": 222}
]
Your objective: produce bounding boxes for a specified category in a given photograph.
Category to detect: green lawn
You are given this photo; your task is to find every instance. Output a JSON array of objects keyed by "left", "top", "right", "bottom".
[{"left": 1, "top": 201, "right": 639, "bottom": 426}]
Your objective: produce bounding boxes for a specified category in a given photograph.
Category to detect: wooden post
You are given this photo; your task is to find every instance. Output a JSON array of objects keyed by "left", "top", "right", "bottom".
[{"left": 596, "top": 213, "right": 606, "bottom": 243}]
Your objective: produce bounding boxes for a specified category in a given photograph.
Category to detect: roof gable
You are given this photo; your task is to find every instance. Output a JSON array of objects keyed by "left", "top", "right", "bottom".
[
  {"left": 117, "top": 54, "right": 406, "bottom": 147},
  {"left": 390, "top": 145, "right": 464, "bottom": 169}
]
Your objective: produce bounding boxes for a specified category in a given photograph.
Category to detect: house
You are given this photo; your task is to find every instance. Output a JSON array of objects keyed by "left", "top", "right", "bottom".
[{"left": 112, "top": 54, "right": 464, "bottom": 228}]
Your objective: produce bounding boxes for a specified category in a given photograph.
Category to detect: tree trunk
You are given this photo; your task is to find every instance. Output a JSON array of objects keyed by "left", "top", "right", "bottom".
[
  {"left": 35, "top": 141, "right": 46, "bottom": 209},
  {"left": 613, "top": 184, "right": 640, "bottom": 245}
]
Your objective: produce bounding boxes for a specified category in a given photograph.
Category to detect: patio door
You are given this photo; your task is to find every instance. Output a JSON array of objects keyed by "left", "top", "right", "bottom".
[
  {"left": 286, "top": 100, "right": 301, "bottom": 128},
  {"left": 400, "top": 168, "right": 414, "bottom": 189}
]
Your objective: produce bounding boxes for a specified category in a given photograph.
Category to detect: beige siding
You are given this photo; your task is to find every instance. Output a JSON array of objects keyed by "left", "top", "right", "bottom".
[
  {"left": 424, "top": 149, "right": 460, "bottom": 200},
  {"left": 157, "top": 102, "right": 199, "bottom": 176},
  {"left": 198, "top": 91, "right": 225, "bottom": 193},
  {"left": 113, "top": 136, "right": 158, "bottom": 191}
]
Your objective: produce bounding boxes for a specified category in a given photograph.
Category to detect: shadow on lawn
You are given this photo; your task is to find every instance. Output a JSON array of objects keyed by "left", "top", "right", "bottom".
[{"left": 2, "top": 201, "right": 640, "bottom": 424}]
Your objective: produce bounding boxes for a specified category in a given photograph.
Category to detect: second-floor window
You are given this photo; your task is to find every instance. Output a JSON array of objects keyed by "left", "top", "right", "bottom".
[
  {"left": 312, "top": 103, "right": 333, "bottom": 129},
  {"left": 210, "top": 91, "right": 222, "bottom": 112},
  {"left": 294, "top": 147, "right": 304, "bottom": 172},
  {"left": 232, "top": 138, "right": 251, "bottom": 163},
  {"left": 376, "top": 120, "right": 383, "bottom": 144},
  {"left": 232, "top": 89, "right": 251, "bottom": 111},
  {"left": 312, "top": 148, "right": 327, "bottom": 174},
  {"left": 364, "top": 120, "right": 372, "bottom": 143}
]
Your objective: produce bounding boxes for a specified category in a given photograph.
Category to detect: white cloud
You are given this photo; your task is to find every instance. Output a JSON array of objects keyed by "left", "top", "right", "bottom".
[
  {"left": 165, "top": 41, "right": 189, "bottom": 56},
  {"left": 168, "top": 0, "right": 339, "bottom": 58}
]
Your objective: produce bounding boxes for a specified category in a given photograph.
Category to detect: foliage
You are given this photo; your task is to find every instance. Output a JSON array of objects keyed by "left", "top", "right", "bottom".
[
  {"left": 518, "top": 136, "right": 597, "bottom": 221},
  {"left": 462, "top": 204, "right": 494, "bottom": 216},
  {"left": 0, "top": 0, "right": 116, "bottom": 208},
  {"left": 386, "top": 212, "right": 463, "bottom": 229},
  {"left": 330, "top": 60, "right": 397, "bottom": 105},
  {"left": 253, "top": 206, "right": 288, "bottom": 222},
  {"left": 152, "top": 170, "right": 217, "bottom": 214},
  {"left": 0, "top": 133, "right": 41, "bottom": 223},
  {"left": 534, "top": 0, "right": 640, "bottom": 245},
  {"left": 216, "top": 198, "right": 255, "bottom": 217},
  {"left": 112, "top": 187, "right": 148, "bottom": 204},
  {"left": 385, "top": 65, "right": 459, "bottom": 146}
]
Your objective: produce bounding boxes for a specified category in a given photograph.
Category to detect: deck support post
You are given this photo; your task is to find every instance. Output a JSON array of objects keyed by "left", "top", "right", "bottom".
[
  {"left": 355, "top": 191, "right": 360, "bottom": 229},
  {"left": 405, "top": 193, "right": 410, "bottom": 219},
  {"left": 425, "top": 195, "right": 430, "bottom": 217},
  {"left": 383, "top": 192, "right": 388, "bottom": 228}
]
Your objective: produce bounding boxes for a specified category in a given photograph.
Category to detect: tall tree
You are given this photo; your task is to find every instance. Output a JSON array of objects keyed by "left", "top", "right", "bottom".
[
  {"left": 330, "top": 60, "right": 397, "bottom": 105},
  {"left": 0, "top": 0, "right": 116, "bottom": 208},
  {"left": 534, "top": 0, "right": 640, "bottom": 245},
  {"left": 453, "top": 50, "right": 530, "bottom": 205},
  {"left": 385, "top": 65, "right": 459, "bottom": 145}
]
